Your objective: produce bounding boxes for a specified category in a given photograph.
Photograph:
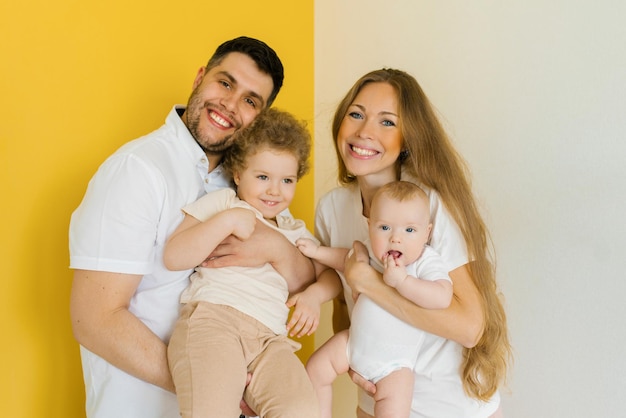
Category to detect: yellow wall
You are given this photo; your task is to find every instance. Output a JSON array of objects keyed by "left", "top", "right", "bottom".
[{"left": 0, "top": 1, "right": 313, "bottom": 416}]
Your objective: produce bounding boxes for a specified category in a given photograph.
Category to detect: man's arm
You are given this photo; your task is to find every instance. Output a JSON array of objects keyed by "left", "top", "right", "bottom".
[
  {"left": 203, "top": 221, "right": 315, "bottom": 294},
  {"left": 69, "top": 269, "right": 175, "bottom": 392}
]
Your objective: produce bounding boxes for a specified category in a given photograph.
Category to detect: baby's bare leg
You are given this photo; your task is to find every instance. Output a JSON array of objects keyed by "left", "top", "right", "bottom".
[
  {"left": 306, "top": 330, "right": 350, "bottom": 418},
  {"left": 373, "top": 367, "right": 413, "bottom": 418}
]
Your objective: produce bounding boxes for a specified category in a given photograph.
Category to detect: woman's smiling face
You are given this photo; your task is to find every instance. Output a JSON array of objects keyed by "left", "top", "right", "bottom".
[{"left": 337, "top": 82, "right": 403, "bottom": 179}]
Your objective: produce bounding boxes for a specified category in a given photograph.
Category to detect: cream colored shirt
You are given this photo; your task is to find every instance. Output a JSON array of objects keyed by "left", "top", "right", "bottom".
[{"left": 181, "top": 188, "right": 317, "bottom": 335}]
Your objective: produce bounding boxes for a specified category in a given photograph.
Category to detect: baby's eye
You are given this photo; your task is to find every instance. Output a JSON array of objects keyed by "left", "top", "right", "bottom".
[
  {"left": 380, "top": 225, "right": 390, "bottom": 231},
  {"left": 406, "top": 227, "right": 415, "bottom": 233},
  {"left": 282, "top": 178, "right": 294, "bottom": 184},
  {"left": 257, "top": 175, "right": 268, "bottom": 180}
]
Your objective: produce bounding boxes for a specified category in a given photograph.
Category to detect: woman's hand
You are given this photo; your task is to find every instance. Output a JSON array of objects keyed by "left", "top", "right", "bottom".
[
  {"left": 344, "top": 240, "right": 376, "bottom": 300},
  {"left": 348, "top": 368, "right": 376, "bottom": 397}
]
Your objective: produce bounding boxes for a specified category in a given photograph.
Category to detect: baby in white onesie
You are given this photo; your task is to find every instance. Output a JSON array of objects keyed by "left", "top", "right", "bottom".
[{"left": 299, "top": 181, "right": 453, "bottom": 418}]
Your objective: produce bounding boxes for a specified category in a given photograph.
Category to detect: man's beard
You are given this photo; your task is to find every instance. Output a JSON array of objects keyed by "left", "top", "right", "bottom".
[{"left": 185, "top": 91, "right": 235, "bottom": 154}]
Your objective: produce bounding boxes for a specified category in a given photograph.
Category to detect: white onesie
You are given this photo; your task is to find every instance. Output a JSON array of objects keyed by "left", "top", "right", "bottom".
[{"left": 347, "top": 245, "right": 451, "bottom": 383}]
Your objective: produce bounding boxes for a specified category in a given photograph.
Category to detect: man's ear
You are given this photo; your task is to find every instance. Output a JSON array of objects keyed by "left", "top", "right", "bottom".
[{"left": 192, "top": 66, "right": 206, "bottom": 90}]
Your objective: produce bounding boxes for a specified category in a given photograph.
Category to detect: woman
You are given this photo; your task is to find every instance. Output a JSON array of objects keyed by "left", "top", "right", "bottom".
[{"left": 314, "top": 69, "right": 511, "bottom": 417}]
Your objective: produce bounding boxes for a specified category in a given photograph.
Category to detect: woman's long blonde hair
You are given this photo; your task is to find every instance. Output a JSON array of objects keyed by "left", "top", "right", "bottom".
[{"left": 332, "top": 69, "right": 511, "bottom": 401}]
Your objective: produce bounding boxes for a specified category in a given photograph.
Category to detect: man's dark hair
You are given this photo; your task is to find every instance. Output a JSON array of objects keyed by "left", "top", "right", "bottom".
[{"left": 206, "top": 36, "right": 284, "bottom": 107}]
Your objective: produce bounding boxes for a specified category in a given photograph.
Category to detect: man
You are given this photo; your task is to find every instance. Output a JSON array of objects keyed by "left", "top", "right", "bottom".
[{"left": 69, "top": 36, "right": 314, "bottom": 418}]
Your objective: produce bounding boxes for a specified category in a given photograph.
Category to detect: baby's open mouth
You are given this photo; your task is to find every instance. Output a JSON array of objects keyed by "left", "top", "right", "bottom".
[{"left": 387, "top": 250, "right": 402, "bottom": 260}]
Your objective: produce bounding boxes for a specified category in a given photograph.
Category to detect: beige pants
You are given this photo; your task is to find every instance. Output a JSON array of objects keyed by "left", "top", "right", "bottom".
[{"left": 168, "top": 302, "right": 319, "bottom": 418}]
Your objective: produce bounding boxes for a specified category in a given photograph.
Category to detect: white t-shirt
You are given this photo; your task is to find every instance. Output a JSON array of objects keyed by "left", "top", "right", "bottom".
[
  {"left": 315, "top": 176, "right": 500, "bottom": 418},
  {"left": 69, "top": 106, "right": 231, "bottom": 418},
  {"left": 180, "top": 188, "right": 317, "bottom": 335}
]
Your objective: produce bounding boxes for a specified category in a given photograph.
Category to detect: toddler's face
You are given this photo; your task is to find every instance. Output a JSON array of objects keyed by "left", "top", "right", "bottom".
[{"left": 234, "top": 148, "right": 298, "bottom": 220}]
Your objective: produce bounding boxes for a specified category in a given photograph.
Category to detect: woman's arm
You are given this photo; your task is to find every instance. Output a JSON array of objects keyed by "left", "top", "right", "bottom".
[{"left": 345, "top": 241, "right": 484, "bottom": 348}]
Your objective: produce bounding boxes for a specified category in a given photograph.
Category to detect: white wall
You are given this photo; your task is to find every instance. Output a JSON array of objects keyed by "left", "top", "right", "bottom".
[{"left": 314, "top": 1, "right": 626, "bottom": 417}]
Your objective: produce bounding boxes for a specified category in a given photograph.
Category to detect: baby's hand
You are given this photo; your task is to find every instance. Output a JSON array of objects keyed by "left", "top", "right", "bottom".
[
  {"left": 295, "top": 238, "right": 319, "bottom": 258},
  {"left": 382, "top": 253, "right": 409, "bottom": 289},
  {"left": 226, "top": 208, "right": 256, "bottom": 240},
  {"left": 285, "top": 291, "right": 321, "bottom": 338}
]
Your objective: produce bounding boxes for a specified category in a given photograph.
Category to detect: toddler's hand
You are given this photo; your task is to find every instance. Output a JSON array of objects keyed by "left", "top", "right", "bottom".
[
  {"left": 226, "top": 208, "right": 256, "bottom": 241},
  {"left": 285, "top": 291, "right": 321, "bottom": 338}
]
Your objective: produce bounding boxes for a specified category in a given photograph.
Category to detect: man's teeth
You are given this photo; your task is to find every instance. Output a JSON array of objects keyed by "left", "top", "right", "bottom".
[
  {"left": 352, "top": 145, "right": 377, "bottom": 156},
  {"left": 209, "top": 111, "right": 231, "bottom": 128}
]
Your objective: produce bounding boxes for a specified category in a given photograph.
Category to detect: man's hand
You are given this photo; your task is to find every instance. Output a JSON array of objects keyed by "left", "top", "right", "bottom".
[
  {"left": 201, "top": 220, "right": 273, "bottom": 268},
  {"left": 203, "top": 221, "right": 315, "bottom": 294},
  {"left": 239, "top": 373, "right": 258, "bottom": 417}
]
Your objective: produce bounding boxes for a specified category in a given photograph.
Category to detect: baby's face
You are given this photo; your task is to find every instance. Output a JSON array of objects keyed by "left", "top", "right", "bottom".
[{"left": 368, "top": 195, "right": 431, "bottom": 265}]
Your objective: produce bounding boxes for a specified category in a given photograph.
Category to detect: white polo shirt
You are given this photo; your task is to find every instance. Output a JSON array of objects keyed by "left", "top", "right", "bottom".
[{"left": 69, "top": 105, "right": 231, "bottom": 418}]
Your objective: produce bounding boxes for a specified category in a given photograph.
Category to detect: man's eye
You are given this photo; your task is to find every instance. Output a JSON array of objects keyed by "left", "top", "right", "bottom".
[
  {"left": 244, "top": 97, "right": 257, "bottom": 108},
  {"left": 220, "top": 80, "right": 231, "bottom": 89}
]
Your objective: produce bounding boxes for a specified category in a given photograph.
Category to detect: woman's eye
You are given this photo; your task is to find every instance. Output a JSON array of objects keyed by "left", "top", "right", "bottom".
[
  {"left": 348, "top": 111, "right": 363, "bottom": 120},
  {"left": 382, "top": 119, "right": 396, "bottom": 127}
]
